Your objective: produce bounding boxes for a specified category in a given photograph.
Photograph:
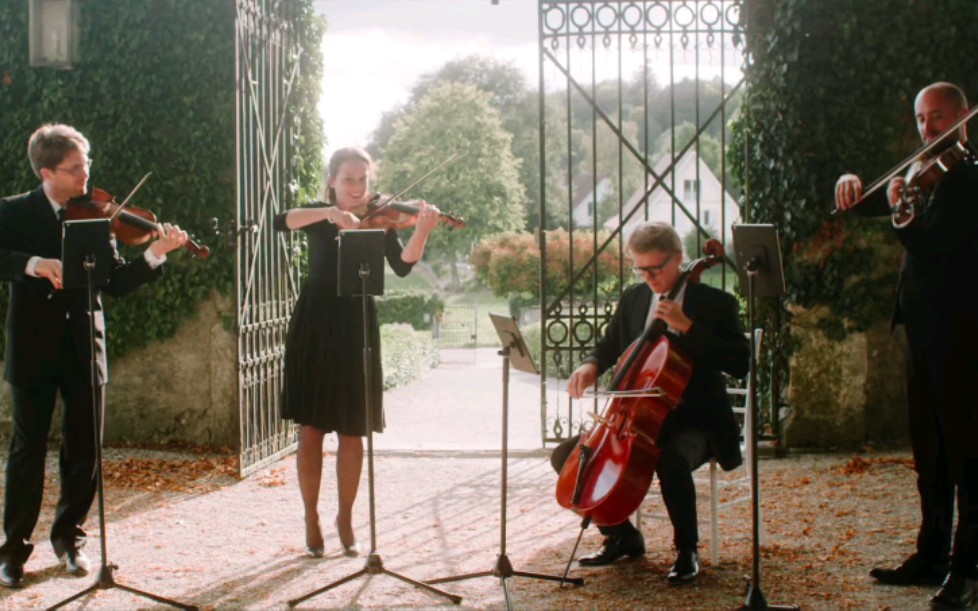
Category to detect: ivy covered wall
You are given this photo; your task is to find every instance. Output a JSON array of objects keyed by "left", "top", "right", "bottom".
[
  {"left": 0, "top": 1, "right": 325, "bottom": 446},
  {"left": 731, "top": 0, "right": 978, "bottom": 446},
  {"left": 0, "top": 0, "right": 325, "bottom": 359}
]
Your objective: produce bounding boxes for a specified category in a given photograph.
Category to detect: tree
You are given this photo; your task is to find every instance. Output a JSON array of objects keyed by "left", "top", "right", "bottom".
[
  {"left": 471, "top": 229, "right": 622, "bottom": 301},
  {"left": 380, "top": 82, "right": 525, "bottom": 288},
  {"left": 515, "top": 92, "right": 584, "bottom": 230},
  {"left": 655, "top": 121, "right": 723, "bottom": 179},
  {"left": 370, "top": 55, "right": 529, "bottom": 156}
]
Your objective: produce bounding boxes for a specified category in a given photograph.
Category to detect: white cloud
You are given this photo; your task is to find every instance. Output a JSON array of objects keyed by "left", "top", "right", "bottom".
[
  {"left": 317, "top": 1, "right": 744, "bottom": 160},
  {"left": 318, "top": 0, "right": 538, "bottom": 160}
]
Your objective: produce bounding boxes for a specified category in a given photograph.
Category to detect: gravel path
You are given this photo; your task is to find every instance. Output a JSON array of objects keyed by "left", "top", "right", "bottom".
[{"left": 0, "top": 348, "right": 935, "bottom": 609}]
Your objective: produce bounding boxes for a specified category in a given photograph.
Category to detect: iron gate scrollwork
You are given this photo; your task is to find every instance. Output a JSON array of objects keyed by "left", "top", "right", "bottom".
[
  {"left": 538, "top": 0, "right": 748, "bottom": 445},
  {"left": 235, "top": 0, "right": 304, "bottom": 476}
]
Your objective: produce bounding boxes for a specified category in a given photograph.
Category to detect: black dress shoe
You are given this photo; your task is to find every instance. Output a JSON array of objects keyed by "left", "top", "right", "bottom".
[
  {"left": 667, "top": 549, "right": 699, "bottom": 584},
  {"left": 578, "top": 532, "right": 646, "bottom": 566},
  {"left": 870, "top": 553, "right": 949, "bottom": 586},
  {"left": 931, "top": 574, "right": 978, "bottom": 608},
  {"left": 59, "top": 548, "right": 91, "bottom": 576},
  {"left": 0, "top": 558, "right": 24, "bottom": 588}
]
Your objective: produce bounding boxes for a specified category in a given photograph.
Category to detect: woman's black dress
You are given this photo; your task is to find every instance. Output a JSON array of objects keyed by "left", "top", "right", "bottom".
[{"left": 274, "top": 210, "right": 415, "bottom": 434}]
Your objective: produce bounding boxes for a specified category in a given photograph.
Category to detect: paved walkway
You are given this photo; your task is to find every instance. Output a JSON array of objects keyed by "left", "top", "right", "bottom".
[{"left": 373, "top": 347, "right": 547, "bottom": 454}]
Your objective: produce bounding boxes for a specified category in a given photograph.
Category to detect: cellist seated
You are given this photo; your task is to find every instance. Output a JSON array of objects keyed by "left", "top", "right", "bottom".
[{"left": 551, "top": 221, "right": 749, "bottom": 584}]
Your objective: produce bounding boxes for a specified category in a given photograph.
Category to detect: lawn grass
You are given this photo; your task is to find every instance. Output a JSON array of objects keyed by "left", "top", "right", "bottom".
[{"left": 381, "top": 264, "right": 511, "bottom": 348}]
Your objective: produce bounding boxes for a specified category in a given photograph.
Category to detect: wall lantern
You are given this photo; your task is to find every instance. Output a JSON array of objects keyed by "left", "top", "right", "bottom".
[{"left": 29, "top": 0, "right": 82, "bottom": 69}]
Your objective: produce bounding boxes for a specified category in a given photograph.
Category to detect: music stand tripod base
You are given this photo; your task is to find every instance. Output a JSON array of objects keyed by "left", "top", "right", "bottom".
[
  {"left": 425, "top": 314, "right": 583, "bottom": 611},
  {"left": 287, "top": 230, "right": 461, "bottom": 608}
]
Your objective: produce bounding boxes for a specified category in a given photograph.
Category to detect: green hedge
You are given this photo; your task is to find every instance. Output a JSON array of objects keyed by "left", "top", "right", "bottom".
[
  {"left": 0, "top": 1, "right": 324, "bottom": 357},
  {"left": 377, "top": 290, "right": 444, "bottom": 330},
  {"left": 380, "top": 323, "right": 439, "bottom": 390}
]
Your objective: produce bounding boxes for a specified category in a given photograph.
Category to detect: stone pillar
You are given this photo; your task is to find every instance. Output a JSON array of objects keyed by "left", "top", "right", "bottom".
[
  {"left": 0, "top": 292, "right": 238, "bottom": 448},
  {"left": 784, "top": 305, "right": 908, "bottom": 449}
]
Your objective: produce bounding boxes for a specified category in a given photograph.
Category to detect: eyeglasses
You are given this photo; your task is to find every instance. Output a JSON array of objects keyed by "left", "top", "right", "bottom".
[
  {"left": 53, "top": 159, "right": 92, "bottom": 177},
  {"left": 631, "top": 253, "right": 674, "bottom": 277}
]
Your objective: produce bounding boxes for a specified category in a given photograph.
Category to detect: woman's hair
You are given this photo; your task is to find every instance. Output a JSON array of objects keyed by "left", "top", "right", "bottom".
[
  {"left": 28, "top": 123, "right": 90, "bottom": 179},
  {"left": 324, "top": 146, "right": 374, "bottom": 203},
  {"left": 627, "top": 221, "right": 682, "bottom": 256}
]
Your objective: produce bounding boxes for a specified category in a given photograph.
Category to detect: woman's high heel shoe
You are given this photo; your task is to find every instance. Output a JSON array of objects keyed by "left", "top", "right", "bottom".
[
  {"left": 307, "top": 543, "right": 325, "bottom": 558},
  {"left": 336, "top": 517, "right": 360, "bottom": 558},
  {"left": 306, "top": 517, "right": 325, "bottom": 558}
]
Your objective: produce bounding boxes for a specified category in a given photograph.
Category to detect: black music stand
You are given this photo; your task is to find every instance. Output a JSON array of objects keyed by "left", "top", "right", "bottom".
[
  {"left": 426, "top": 314, "right": 582, "bottom": 610},
  {"left": 731, "top": 224, "right": 795, "bottom": 611},
  {"left": 50, "top": 219, "right": 197, "bottom": 611},
  {"left": 288, "top": 229, "right": 461, "bottom": 608}
]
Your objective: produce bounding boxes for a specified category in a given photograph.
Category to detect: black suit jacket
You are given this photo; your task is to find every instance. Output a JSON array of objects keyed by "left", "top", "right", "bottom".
[
  {"left": 0, "top": 186, "right": 162, "bottom": 386},
  {"left": 587, "top": 280, "right": 750, "bottom": 470}
]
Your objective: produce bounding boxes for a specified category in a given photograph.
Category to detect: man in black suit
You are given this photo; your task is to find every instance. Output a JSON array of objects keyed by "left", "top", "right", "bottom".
[
  {"left": 0, "top": 124, "right": 188, "bottom": 588},
  {"left": 836, "top": 81, "right": 978, "bottom": 608},
  {"left": 553, "top": 221, "right": 749, "bottom": 584}
]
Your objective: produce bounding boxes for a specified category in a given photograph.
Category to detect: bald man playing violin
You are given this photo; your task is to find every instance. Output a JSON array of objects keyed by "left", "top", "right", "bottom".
[
  {"left": 834, "top": 82, "right": 978, "bottom": 608},
  {"left": 0, "top": 123, "right": 188, "bottom": 589}
]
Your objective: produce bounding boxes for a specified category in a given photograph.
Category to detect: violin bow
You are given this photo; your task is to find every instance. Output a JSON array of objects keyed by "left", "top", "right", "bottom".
[
  {"left": 361, "top": 152, "right": 460, "bottom": 221},
  {"left": 109, "top": 172, "right": 153, "bottom": 222},
  {"left": 834, "top": 104, "right": 978, "bottom": 214}
]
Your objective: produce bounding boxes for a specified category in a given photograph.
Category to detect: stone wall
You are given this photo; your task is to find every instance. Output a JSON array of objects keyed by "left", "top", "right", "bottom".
[
  {"left": 784, "top": 305, "right": 908, "bottom": 450},
  {"left": 0, "top": 292, "right": 238, "bottom": 448}
]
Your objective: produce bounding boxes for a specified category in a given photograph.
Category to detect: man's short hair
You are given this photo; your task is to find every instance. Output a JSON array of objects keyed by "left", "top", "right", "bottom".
[
  {"left": 627, "top": 221, "right": 682, "bottom": 256},
  {"left": 27, "top": 124, "right": 90, "bottom": 179}
]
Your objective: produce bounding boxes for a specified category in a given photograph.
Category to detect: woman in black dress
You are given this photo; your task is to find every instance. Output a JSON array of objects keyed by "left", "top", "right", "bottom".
[{"left": 274, "top": 147, "right": 440, "bottom": 557}]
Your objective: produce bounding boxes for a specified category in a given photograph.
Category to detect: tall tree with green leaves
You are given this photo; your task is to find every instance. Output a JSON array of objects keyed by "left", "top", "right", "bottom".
[
  {"left": 369, "top": 55, "right": 529, "bottom": 156},
  {"left": 380, "top": 82, "right": 525, "bottom": 288}
]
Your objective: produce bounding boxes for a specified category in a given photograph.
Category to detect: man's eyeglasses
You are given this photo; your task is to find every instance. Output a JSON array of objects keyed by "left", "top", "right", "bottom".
[
  {"left": 53, "top": 159, "right": 92, "bottom": 177},
  {"left": 631, "top": 253, "right": 674, "bottom": 277}
]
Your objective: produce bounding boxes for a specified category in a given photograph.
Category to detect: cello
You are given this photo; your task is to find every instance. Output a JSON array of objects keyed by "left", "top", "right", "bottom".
[{"left": 555, "top": 239, "right": 726, "bottom": 527}]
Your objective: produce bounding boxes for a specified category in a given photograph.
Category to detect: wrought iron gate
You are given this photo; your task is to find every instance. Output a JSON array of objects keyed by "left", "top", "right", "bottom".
[
  {"left": 235, "top": 0, "right": 303, "bottom": 475},
  {"left": 538, "top": 0, "right": 748, "bottom": 444}
]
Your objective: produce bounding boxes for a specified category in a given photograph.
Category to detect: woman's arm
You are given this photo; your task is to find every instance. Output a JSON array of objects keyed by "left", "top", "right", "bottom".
[{"left": 274, "top": 206, "right": 361, "bottom": 231}]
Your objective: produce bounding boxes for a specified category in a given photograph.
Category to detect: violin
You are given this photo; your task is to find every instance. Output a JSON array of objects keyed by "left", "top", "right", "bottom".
[
  {"left": 892, "top": 140, "right": 973, "bottom": 228},
  {"left": 554, "top": 240, "right": 725, "bottom": 527},
  {"left": 66, "top": 188, "right": 210, "bottom": 258},
  {"left": 835, "top": 103, "right": 978, "bottom": 226},
  {"left": 356, "top": 193, "right": 466, "bottom": 231}
]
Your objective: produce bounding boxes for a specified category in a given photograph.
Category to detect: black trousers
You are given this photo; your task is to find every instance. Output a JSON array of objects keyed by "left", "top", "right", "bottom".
[
  {"left": 0, "top": 333, "right": 100, "bottom": 563},
  {"left": 906, "top": 325, "right": 978, "bottom": 578},
  {"left": 552, "top": 427, "right": 710, "bottom": 552}
]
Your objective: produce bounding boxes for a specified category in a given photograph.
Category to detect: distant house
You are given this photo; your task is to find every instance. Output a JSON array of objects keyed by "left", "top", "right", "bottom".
[
  {"left": 569, "top": 174, "right": 614, "bottom": 228},
  {"left": 603, "top": 151, "right": 740, "bottom": 246}
]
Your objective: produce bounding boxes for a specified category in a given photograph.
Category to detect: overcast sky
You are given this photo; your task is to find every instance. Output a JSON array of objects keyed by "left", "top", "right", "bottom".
[
  {"left": 315, "top": 1, "right": 539, "bottom": 158},
  {"left": 313, "top": 1, "right": 744, "bottom": 160}
]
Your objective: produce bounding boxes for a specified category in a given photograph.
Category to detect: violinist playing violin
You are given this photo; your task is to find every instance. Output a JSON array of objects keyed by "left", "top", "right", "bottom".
[
  {"left": 835, "top": 82, "right": 978, "bottom": 608},
  {"left": 0, "top": 124, "right": 189, "bottom": 588},
  {"left": 273, "top": 146, "right": 440, "bottom": 559},
  {"left": 553, "top": 221, "right": 748, "bottom": 584}
]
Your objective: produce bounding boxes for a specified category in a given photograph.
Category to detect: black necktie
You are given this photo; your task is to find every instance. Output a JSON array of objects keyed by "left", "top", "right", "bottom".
[{"left": 57, "top": 207, "right": 66, "bottom": 223}]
